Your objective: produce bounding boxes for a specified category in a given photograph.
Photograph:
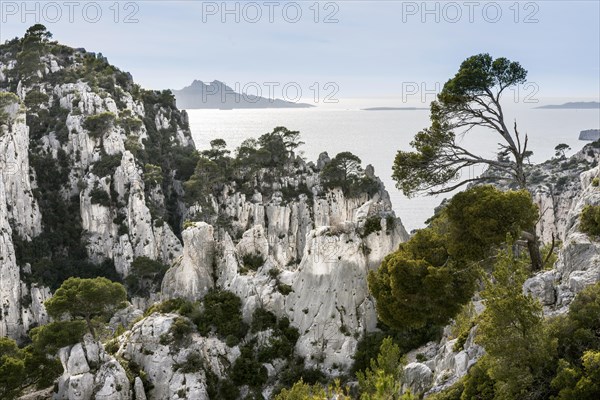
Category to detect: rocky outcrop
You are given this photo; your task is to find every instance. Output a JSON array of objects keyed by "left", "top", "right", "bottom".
[
  {"left": 55, "top": 335, "right": 131, "bottom": 400},
  {"left": 115, "top": 313, "right": 239, "bottom": 400},
  {"left": 81, "top": 152, "right": 182, "bottom": 276},
  {"left": 0, "top": 98, "right": 42, "bottom": 240},
  {"left": 579, "top": 129, "right": 600, "bottom": 141},
  {"left": 161, "top": 222, "right": 215, "bottom": 301},
  {"left": 160, "top": 156, "right": 408, "bottom": 370},
  {"left": 525, "top": 162, "right": 600, "bottom": 313},
  {"left": 0, "top": 176, "right": 22, "bottom": 339}
]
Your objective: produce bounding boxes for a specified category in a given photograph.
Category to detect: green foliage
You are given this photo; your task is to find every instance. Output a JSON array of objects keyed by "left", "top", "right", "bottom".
[
  {"left": 0, "top": 337, "right": 26, "bottom": 400},
  {"left": 445, "top": 186, "right": 538, "bottom": 262},
  {"left": 321, "top": 152, "right": 379, "bottom": 197},
  {"left": 196, "top": 290, "right": 247, "bottom": 343},
  {"left": 476, "top": 246, "right": 556, "bottom": 399},
  {"left": 45, "top": 277, "right": 127, "bottom": 338},
  {"left": 167, "top": 317, "right": 195, "bottom": 344},
  {"left": 593, "top": 177, "right": 600, "bottom": 187},
  {"left": 83, "top": 112, "right": 116, "bottom": 138},
  {"left": 230, "top": 345, "right": 269, "bottom": 387},
  {"left": 552, "top": 350, "right": 600, "bottom": 399},
  {"left": 91, "top": 153, "right": 122, "bottom": 177},
  {"left": 357, "top": 337, "right": 406, "bottom": 399},
  {"left": 251, "top": 308, "right": 278, "bottom": 333},
  {"left": 554, "top": 143, "right": 571, "bottom": 159},
  {"left": 368, "top": 219, "right": 477, "bottom": 331},
  {"left": 580, "top": 204, "right": 600, "bottom": 237},
  {"left": 0, "top": 92, "right": 19, "bottom": 125},
  {"left": 460, "top": 357, "right": 496, "bottom": 400},
  {"left": 145, "top": 298, "right": 194, "bottom": 316},
  {"left": 256, "top": 316, "right": 300, "bottom": 363},
  {"left": 274, "top": 379, "right": 352, "bottom": 400},
  {"left": 362, "top": 216, "right": 382, "bottom": 237},
  {"left": 205, "top": 369, "right": 240, "bottom": 400},
  {"left": 124, "top": 256, "right": 169, "bottom": 297},
  {"left": 89, "top": 187, "right": 111, "bottom": 206},
  {"left": 144, "top": 163, "right": 163, "bottom": 185},
  {"left": 277, "top": 283, "right": 293, "bottom": 295},
  {"left": 427, "top": 380, "right": 465, "bottom": 400},
  {"left": 549, "top": 282, "right": 600, "bottom": 366},
  {"left": 242, "top": 252, "right": 265, "bottom": 271},
  {"left": 24, "top": 89, "right": 49, "bottom": 109},
  {"left": 28, "top": 321, "right": 86, "bottom": 353}
]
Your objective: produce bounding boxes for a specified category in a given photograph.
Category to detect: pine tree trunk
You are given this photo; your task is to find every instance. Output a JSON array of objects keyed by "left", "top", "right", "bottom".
[
  {"left": 85, "top": 316, "right": 96, "bottom": 339},
  {"left": 522, "top": 230, "right": 543, "bottom": 271}
]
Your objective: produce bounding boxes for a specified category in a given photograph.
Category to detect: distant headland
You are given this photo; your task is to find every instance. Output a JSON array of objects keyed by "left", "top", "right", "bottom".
[
  {"left": 362, "top": 107, "right": 429, "bottom": 111},
  {"left": 535, "top": 101, "right": 600, "bottom": 109},
  {"left": 172, "top": 80, "right": 314, "bottom": 109}
]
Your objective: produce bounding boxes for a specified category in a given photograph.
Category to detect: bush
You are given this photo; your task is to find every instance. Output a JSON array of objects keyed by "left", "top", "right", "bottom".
[
  {"left": 145, "top": 298, "right": 194, "bottom": 316},
  {"left": 89, "top": 188, "right": 111, "bottom": 206},
  {"left": 91, "top": 153, "right": 122, "bottom": 177},
  {"left": 197, "top": 290, "right": 247, "bottom": 342},
  {"left": 251, "top": 308, "right": 278, "bottom": 333},
  {"left": 174, "top": 352, "right": 203, "bottom": 373},
  {"left": 580, "top": 205, "right": 600, "bottom": 237},
  {"left": 230, "top": 346, "right": 268, "bottom": 387},
  {"left": 83, "top": 112, "right": 116, "bottom": 138},
  {"left": 125, "top": 256, "right": 169, "bottom": 297},
  {"left": 168, "top": 317, "right": 195, "bottom": 343},
  {"left": 277, "top": 283, "right": 293, "bottom": 295},
  {"left": 362, "top": 216, "right": 382, "bottom": 237},
  {"left": 242, "top": 253, "right": 265, "bottom": 271},
  {"left": 24, "top": 89, "right": 49, "bottom": 109},
  {"left": 28, "top": 321, "right": 87, "bottom": 353}
]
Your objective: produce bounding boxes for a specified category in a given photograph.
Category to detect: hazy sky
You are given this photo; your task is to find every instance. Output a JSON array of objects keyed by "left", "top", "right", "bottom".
[{"left": 1, "top": 1, "right": 599, "bottom": 101}]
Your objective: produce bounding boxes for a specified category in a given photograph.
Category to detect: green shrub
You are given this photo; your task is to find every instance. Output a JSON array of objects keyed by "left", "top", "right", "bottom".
[
  {"left": 28, "top": 321, "right": 87, "bottom": 353},
  {"left": 144, "top": 163, "right": 163, "bottom": 185},
  {"left": 125, "top": 257, "right": 169, "bottom": 297},
  {"left": 169, "top": 317, "right": 195, "bottom": 343},
  {"left": 89, "top": 188, "right": 111, "bottom": 206},
  {"left": 242, "top": 253, "right": 265, "bottom": 271},
  {"left": 592, "top": 177, "right": 599, "bottom": 187},
  {"left": 251, "top": 308, "right": 278, "bottom": 333},
  {"left": 362, "top": 216, "right": 382, "bottom": 237},
  {"left": 580, "top": 205, "right": 600, "bottom": 237},
  {"left": 206, "top": 369, "right": 240, "bottom": 400},
  {"left": 174, "top": 352, "right": 203, "bottom": 373},
  {"left": 91, "top": 153, "right": 122, "bottom": 177},
  {"left": 197, "top": 290, "right": 247, "bottom": 342},
  {"left": 277, "top": 283, "right": 293, "bottom": 295},
  {"left": 83, "top": 112, "right": 116, "bottom": 138},
  {"left": 144, "top": 298, "right": 194, "bottom": 316},
  {"left": 230, "top": 346, "right": 268, "bottom": 387},
  {"left": 24, "top": 89, "right": 49, "bottom": 109}
]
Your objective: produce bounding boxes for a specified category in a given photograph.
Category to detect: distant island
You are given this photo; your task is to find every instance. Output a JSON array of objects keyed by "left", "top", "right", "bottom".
[
  {"left": 579, "top": 129, "right": 600, "bottom": 141},
  {"left": 172, "top": 80, "right": 314, "bottom": 109},
  {"left": 535, "top": 101, "right": 600, "bottom": 109},
  {"left": 363, "top": 107, "right": 429, "bottom": 111}
]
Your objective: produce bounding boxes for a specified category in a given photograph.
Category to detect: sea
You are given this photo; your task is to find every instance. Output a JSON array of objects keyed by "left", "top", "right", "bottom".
[{"left": 186, "top": 98, "right": 600, "bottom": 232}]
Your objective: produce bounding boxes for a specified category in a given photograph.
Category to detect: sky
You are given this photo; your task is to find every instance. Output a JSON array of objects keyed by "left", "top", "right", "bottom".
[{"left": 1, "top": 1, "right": 599, "bottom": 102}]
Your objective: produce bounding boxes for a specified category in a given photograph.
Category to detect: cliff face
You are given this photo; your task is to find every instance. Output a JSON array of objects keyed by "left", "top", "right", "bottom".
[
  {"left": 0, "top": 35, "right": 194, "bottom": 342},
  {"left": 160, "top": 155, "right": 409, "bottom": 370}
]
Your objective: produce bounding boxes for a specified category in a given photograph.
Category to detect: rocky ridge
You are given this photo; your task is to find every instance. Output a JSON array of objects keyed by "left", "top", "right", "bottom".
[{"left": 1, "top": 31, "right": 409, "bottom": 399}]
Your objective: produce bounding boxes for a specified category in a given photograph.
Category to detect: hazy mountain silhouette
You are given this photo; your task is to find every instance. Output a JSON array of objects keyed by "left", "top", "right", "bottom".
[
  {"left": 172, "top": 80, "right": 314, "bottom": 109},
  {"left": 536, "top": 101, "right": 600, "bottom": 109}
]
